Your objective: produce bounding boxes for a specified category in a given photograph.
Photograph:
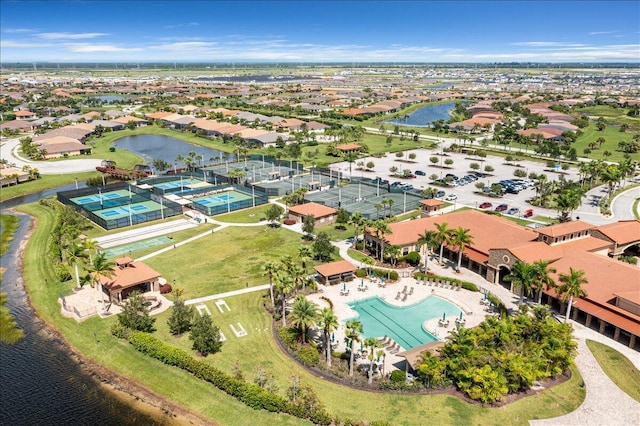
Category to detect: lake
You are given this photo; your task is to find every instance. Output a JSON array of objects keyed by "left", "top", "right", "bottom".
[
  {"left": 113, "top": 134, "right": 235, "bottom": 168},
  {"left": 386, "top": 102, "right": 458, "bottom": 127}
]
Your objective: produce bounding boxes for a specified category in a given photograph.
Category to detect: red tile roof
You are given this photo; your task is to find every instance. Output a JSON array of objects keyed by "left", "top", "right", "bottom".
[
  {"left": 596, "top": 220, "right": 640, "bottom": 245},
  {"left": 288, "top": 202, "right": 337, "bottom": 218},
  {"left": 314, "top": 260, "right": 357, "bottom": 278},
  {"left": 536, "top": 220, "right": 595, "bottom": 238},
  {"left": 97, "top": 260, "right": 161, "bottom": 290}
]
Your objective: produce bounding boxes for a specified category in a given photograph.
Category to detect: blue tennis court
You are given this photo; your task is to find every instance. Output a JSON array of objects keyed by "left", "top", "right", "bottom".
[
  {"left": 71, "top": 190, "right": 129, "bottom": 205},
  {"left": 192, "top": 190, "right": 251, "bottom": 207},
  {"left": 94, "top": 201, "right": 156, "bottom": 220},
  {"left": 154, "top": 178, "right": 201, "bottom": 190},
  {"left": 347, "top": 296, "right": 461, "bottom": 349}
]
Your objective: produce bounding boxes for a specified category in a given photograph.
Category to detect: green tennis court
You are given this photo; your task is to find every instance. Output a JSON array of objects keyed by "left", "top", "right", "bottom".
[
  {"left": 93, "top": 200, "right": 163, "bottom": 221},
  {"left": 192, "top": 190, "right": 252, "bottom": 207},
  {"left": 71, "top": 189, "right": 131, "bottom": 205}
]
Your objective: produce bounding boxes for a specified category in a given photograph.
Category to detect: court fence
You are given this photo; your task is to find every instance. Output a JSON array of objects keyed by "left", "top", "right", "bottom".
[
  {"left": 189, "top": 185, "right": 269, "bottom": 216},
  {"left": 57, "top": 182, "right": 183, "bottom": 230}
]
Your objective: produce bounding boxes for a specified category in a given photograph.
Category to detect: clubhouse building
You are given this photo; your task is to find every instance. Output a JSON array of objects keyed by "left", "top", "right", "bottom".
[{"left": 364, "top": 210, "right": 640, "bottom": 350}]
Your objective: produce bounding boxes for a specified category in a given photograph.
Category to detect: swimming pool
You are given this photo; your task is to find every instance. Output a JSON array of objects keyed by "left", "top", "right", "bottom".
[{"left": 347, "top": 296, "right": 461, "bottom": 349}]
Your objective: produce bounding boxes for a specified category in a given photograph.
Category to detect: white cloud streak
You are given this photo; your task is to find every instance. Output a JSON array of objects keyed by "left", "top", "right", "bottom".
[{"left": 37, "top": 32, "right": 108, "bottom": 40}]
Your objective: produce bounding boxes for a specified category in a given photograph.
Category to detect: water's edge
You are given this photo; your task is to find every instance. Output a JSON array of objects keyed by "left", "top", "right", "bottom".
[{"left": 6, "top": 208, "right": 213, "bottom": 426}]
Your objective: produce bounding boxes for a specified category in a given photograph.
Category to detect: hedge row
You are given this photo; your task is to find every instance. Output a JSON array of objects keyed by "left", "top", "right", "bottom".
[
  {"left": 128, "top": 332, "right": 332, "bottom": 425},
  {"left": 412, "top": 272, "right": 479, "bottom": 292},
  {"left": 356, "top": 267, "right": 399, "bottom": 281}
]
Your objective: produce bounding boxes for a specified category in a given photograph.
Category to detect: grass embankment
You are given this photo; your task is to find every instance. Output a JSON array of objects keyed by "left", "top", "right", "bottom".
[
  {"left": 18, "top": 202, "right": 306, "bottom": 426},
  {"left": 214, "top": 203, "right": 273, "bottom": 223},
  {"left": 0, "top": 214, "right": 19, "bottom": 256},
  {"left": 586, "top": 339, "right": 640, "bottom": 402}
]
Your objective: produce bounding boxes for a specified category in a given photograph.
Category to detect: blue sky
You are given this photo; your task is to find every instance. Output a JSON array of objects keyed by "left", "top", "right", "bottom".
[{"left": 1, "top": 1, "right": 639, "bottom": 63}]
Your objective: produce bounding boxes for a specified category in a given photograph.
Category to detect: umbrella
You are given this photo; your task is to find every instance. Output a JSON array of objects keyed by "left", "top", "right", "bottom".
[
  {"left": 371, "top": 271, "right": 376, "bottom": 278},
  {"left": 331, "top": 333, "right": 335, "bottom": 343},
  {"left": 343, "top": 282, "right": 347, "bottom": 291},
  {"left": 483, "top": 292, "right": 487, "bottom": 300},
  {"left": 459, "top": 311, "right": 463, "bottom": 320},
  {"left": 361, "top": 279, "right": 364, "bottom": 288},
  {"left": 442, "top": 312, "right": 446, "bottom": 322},
  {"left": 381, "top": 276, "right": 385, "bottom": 283}
]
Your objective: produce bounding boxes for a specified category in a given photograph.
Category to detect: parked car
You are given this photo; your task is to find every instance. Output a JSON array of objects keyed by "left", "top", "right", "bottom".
[
  {"left": 436, "top": 190, "right": 446, "bottom": 198},
  {"left": 506, "top": 207, "right": 520, "bottom": 215},
  {"left": 524, "top": 209, "right": 534, "bottom": 218},
  {"left": 479, "top": 202, "right": 492, "bottom": 209},
  {"left": 495, "top": 204, "right": 508, "bottom": 212},
  {"left": 415, "top": 170, "right": 426, "bottom": 176},
  {"left": 444, "top": 193, "right": 457, "bottom": 201}
]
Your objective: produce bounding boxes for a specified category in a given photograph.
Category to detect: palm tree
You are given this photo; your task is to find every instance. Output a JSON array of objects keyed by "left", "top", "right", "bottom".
[
  {"left": 345, "top": 319, "right": 363, "bottom": 377},
  {"left": 435, "top": 221, "right": 452, "bottom": 265},
  {"left": 274, "top": 270, "right": 295, "bottom": 327},
  {"left": 600, "top": 165, "right": 621, "bottom": 200},
  {"left": 66, "top": 240, "right": 88, "bottom": 289},
  {"left": 532, "top": 260, "right": 557, "bottom": 304},
  {"left": 417, "top": 229, "right": 438, "bottom": 272},
  {"left": 505, "top": 261, "right": 536, "bottom": 305},
  {"left": 319, "top": 307, "right": 338, "bottom": 366},
  {"left": 555, "top": 188, "right": 583, "bottom": 222},
  {"left": 87, "top": 252, "right": 116, "bottom": 312},
  {"left": 288, "top": 295, "right": 319, "bottom": 344},
  {"left": 262, "top": 260, "right": 278, "bottom": 306},
  {"left": 343, "top": 151, "right": 359, "bottom": 180},
  {"left": 385, "top": 245, "right": 401, "bottom": 266},
  {"left": 348, "top": 212, "right": 365, "bottom": 248},
  {"left": 82, "top": 238, "right": 99, "bottom": 266},
  {"left": 450, "top": 227, "right": 473, "bottom": 273},
  {"left": 557, "top": 268, "right": 588, "bottom": 323},
  {"left": 372, "top": 220, "right": 392, "bottom": 261},
  {"left": 364, "top": 337, "right": 382, "bottom": 384},
  {"left": 297, "top": 245, "right": 313, "bottom": 275}
]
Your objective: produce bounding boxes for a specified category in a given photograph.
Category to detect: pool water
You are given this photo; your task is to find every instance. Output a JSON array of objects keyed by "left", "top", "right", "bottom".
[{"left": 347, "top": 296, "right": 461, "bottom": 349}]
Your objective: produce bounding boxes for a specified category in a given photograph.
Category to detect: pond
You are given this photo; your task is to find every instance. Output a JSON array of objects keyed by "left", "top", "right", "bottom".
[
  {"left": 386, "top": 102, "right": 458, "bottom": 127},
  {"left": 91, "top": 95, "right": 126, "bottom": 103},
  {"left": 113, "top": 134, "right": 235, "bottom": 168}
]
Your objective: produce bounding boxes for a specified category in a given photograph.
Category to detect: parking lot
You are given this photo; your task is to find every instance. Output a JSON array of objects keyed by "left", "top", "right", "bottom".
[{"left": 329, "top": 147, "right": 581, "bottom": 221}]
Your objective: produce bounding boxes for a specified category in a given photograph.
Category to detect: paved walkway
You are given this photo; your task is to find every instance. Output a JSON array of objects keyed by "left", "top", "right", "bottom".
[
  {"left": 530, "top": 322, "right": 640, "bottom": 426},
  {"left": 185, "top": 284, "right": 270, "bottom": 306}
]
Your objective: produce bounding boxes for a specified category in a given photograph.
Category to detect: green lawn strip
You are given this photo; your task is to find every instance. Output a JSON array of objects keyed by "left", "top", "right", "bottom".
[
  {"left": 0, "top": 214, "right": 19, "bottom": 256},
  {"left": 0, "top": 172, "right": 101, "bottom": 202},
  {"left": 144, "top": 226, "right": 314, "bottom": 299},
  {"left": 17, "top": 203, "right": 308, "bottom": 426},
  {"left": 214, "top": 204, "right": 273, "bottom": 223},
  {"left": 634, "top": 198, "right": 640, "bottom": 220},
  {"left": 575, "top": 105, "right": 640, "bottom": 133},
  {"left": 586, "top": 339, "right": 640, "bottom": 402},
  {"left": 571, "top": 123, "right": 632, "bottom": 163},
  {"left": 315, "top": 222, "right": 355, "bottom": 242},
  {"left": 347, "top": 248, "right": 375, "bottom": 265}
]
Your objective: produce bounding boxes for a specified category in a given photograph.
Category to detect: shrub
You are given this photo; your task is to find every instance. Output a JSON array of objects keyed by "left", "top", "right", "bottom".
[
  {"left": 298, "top": 347, "right": 320, "bottom": 366},
  {"left": 355, "top": 269, "right": 367, "bottom": 278},
  {"left": 460, "top": 281, "right": 478, "bottom": 292},
  {"left": 413, "top": 271, "right": 426, "bottom": 280},
  {"left": 111, "top": 322, "right": 131, "bottom": 340},
  {"left": 109, "top": 146, "right": 116, "bottom": 152},
  {"left": 390, "top": 370, "right": 406, "bottom": 382},
  {"left": 334, "top": 224, "right": 347, "bottom": 231},
  {"left": 55, "top": 263, "right": 72, "bottom": 282},
  {"left": 405, "top": 251, "right": 421, "bottom": 266}
]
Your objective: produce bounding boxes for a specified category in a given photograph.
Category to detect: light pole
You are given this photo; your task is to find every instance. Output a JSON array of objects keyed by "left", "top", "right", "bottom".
[{"left": 74, "top": 177, "right": 78, "bottom": 189}]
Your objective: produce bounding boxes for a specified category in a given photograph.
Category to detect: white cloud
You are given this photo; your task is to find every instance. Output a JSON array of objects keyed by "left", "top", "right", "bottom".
[
  {"left": 37, "top": 32, "right": 108, "bottom": 40},
  {"left": 511, "top": 41, "right": 586, "bottom": 48},
  {"left": 4, "top": 28, "right": 37, "bottom": 34},
  {"left": 0, "top": 40, "right": 52, "bottom": 48},
  {"left": 589, "top": 31, "right": 619, "bottom": 35},
  {"left": 66, "top": 44, "right": 142, "bottom": 53},
  {"left": 164, "top": 22, "right": 199, "bottom": 29}
]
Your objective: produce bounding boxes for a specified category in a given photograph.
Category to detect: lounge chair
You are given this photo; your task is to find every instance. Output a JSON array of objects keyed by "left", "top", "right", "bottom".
[
  {"left": 402, "top": 293, "right": 407, "bottom": 302},
  {"left": 402, "top": 285, "right": 407, "bottom": 293},
  {"left": 409, "top": 287, "right": 414, "bottom": 295},
  {"left": 395, "top": 292, "right": 401, "bottom": 300}
]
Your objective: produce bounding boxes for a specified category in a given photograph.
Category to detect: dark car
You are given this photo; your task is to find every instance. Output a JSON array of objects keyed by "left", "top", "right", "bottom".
[
  {"left": 415, "top": 170, "right": 426, "bottom": 176},
  {"left": 505, "top": 186, "right": 520, "bottom": 194},
  {"left": 495, "top": 204, "right": 508, "bottom": 212},
  {"left": 479, "top": 202, "right": 492, "bottom": 209},
  {"left": 436, "top": 190, "right": 446, "bottom": 198}
]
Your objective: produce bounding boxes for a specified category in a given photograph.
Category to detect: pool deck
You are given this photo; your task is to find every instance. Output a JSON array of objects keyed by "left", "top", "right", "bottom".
[{"left": 306, "top": 273, "right": 492, "bottom": 375}]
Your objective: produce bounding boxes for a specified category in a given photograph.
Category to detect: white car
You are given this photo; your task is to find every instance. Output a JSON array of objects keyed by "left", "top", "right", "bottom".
[{"left": 444, "top": 193, "right": 457, "bottom": 201}]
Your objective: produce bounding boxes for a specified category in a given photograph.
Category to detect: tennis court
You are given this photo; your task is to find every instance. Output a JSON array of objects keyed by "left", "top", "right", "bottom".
[
  {"left": 192, "top": 190, "right": 252, "bottom": 207},
  {"left": 153, "top": 178, "right": 203, "bottom": 190},
  {"left": 305, "top": 182, "right": 424, "bottom": 219},
  {"left": 94, "top": 200, "right": 163, "bottom": 221},
  {"left": 71, "top": 189, "right": 130, "bottom": 205}
]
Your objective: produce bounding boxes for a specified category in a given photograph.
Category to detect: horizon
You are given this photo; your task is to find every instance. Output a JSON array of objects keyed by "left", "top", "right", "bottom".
[{"left": 1, "top": 1, "right": 639, "bottom": 63}]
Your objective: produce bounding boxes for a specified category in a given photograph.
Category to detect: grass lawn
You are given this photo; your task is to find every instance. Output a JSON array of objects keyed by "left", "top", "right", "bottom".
[
  {"left": 0, "top": 214, "right": 19, "bottom": 256},
  {"left": 315, "top": 222, "right": 355, "bottom": 242},
  {"left": 347, "top": 248, "right": 375, "bottom": 265},
  {"left": 155, "top": 291, "right": 586, "bottom": 425},
  {"left": 17, "top": 202, "right": 307, "bottom": 426},
  {"left": 143, "top": 225, "right": 315, "bottom": 299},
  {"left": 586, "top": 339, "right": 640, "bottom": 402},
  {"left": 214, "top": 204, "right": 273, "bottom": 223},
  {"left": 17, "top": 201, "right": 588, "bottom": 425},
  {"left": 1, "top": 171, "right": 100, "bottom": 202},
  {"left": 571, "top": 123, "right": 632, "bottom": 163}
]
